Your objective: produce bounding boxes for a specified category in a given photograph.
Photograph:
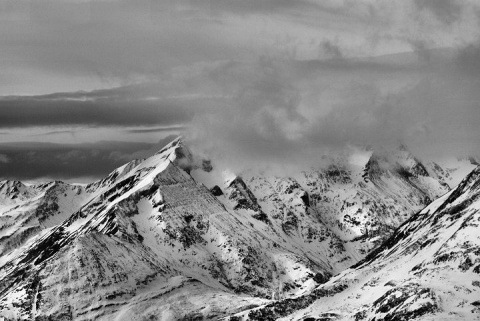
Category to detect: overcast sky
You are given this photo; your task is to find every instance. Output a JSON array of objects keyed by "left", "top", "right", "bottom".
[{"left": 1, "top": 0, "right": 480, "bottom": 182}]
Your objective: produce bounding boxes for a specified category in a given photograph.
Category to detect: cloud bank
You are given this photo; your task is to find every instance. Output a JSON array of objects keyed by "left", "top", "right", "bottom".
[
  {"left": 186, "top": 48, "right": 480, "bottom": 172},
  {"left": 0, "top": 0, "right": 479, "bottom": 180}
]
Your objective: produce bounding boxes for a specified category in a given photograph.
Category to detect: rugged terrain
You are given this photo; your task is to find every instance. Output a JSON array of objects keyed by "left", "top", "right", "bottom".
[
  {"left": 240, "top": 165, "right": 480, "bottom": 320},
  {"left": 0, "top": 137, "right": 477, "bottom": 320}
]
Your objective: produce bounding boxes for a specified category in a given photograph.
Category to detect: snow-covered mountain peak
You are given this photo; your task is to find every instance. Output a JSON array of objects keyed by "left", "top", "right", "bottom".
[
  {"left": 0, "top": 137, "right": 343, "bottom": 319},
  {"left": 0, "top": 180, "right": 35, "bottom": 201}
]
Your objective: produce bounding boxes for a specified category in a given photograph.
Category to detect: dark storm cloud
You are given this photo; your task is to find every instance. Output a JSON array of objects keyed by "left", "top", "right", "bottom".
[
  {"left": 0, "top": 86, "right": 192, "bottom": 128},
  {"left": 0, "top": 137, "right": 176, "bottom": 181}
]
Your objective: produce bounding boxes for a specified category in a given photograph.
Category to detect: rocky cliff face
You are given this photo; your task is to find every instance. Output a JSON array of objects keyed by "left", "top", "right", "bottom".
[
  {"left": 193, "top": 146, "right": 475, "bottom": 272},
  {"left": 237, "top": 166, "right": 480, "bottom": 320},
  {"left": 0, "top": 137, "right": 477, "bottom": 320}
]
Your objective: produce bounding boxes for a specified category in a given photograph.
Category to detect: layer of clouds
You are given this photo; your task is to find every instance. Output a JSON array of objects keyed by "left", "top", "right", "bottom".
[
  {"left": 1, "top": 0, "right": 479, "bottom": 95},
  {"left": 0, "top": 86, "right": 191, "bottom": 128},
  {"left": 0, "top": 136, "right": 176, "bottom": 182},
  {"left": 125, "top": 126, "right": 187, "bottom": 134}
]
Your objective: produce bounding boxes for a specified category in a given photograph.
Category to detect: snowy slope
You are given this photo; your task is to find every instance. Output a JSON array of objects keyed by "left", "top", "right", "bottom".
[
  {"left": 237, "top": 166, "right": 480, "bottom": 320},
  {"left": 0, "top": 138, "right": 337, "bottom": 320},
  {"left": 0, "top": 180, "right": 94, "bottom": 267}
]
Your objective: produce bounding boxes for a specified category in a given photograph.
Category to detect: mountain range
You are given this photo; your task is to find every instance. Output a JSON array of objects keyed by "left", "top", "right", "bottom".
[{"left": 0, "top": 137, "right": 478, "bottom": 320}]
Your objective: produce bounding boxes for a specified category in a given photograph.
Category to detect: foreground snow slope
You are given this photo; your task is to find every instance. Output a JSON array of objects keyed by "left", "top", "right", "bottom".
[{"left": 237, "top": 166, "right": 480, "bottom": 320}]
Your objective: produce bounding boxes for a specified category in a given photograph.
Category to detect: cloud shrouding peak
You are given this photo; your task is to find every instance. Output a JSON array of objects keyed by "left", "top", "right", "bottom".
[{"left": 185, "top": 49, "right": 480, "bottom": 171}]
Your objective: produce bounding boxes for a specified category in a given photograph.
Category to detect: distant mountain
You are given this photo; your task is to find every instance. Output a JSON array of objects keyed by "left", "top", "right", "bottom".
[
  {"left": 237, "top": 166, "right": 480, "bottom": 320},
  {"left": 0, "top": 137, "right": 477, "bottom": 320},
  {"left": 193, "top": 144, "right": 476, "bottom": 269}
]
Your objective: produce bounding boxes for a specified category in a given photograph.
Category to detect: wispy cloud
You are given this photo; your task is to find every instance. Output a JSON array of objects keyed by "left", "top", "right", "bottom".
[
  {"left": 125, "top": 126, "right": 186, "bottom": 134},
  {"left": 33, "top": 130, "right": 77, "bottom": 137}
]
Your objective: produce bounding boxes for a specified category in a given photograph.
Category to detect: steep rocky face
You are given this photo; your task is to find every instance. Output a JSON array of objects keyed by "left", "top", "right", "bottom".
[
  {"left": 236, "top": 166, "right": 480, "bottom": 320},
  {"left": 194, "top": 146, "right": 468, "bottom": 269}
]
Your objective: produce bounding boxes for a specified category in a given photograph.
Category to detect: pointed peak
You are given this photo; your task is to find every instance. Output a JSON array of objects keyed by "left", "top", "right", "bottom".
[
  {"left": 155, "top": 135, "right": 184, "bottom": 156},
  {"left": 0, "top": 180, "right": 28, "bottom": 192},
  {"left": 227, "top": 175, "right": 245, "bottom": 187},
  {"left": 0, "top": 180, "right": 24, "bottom": 186}
]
